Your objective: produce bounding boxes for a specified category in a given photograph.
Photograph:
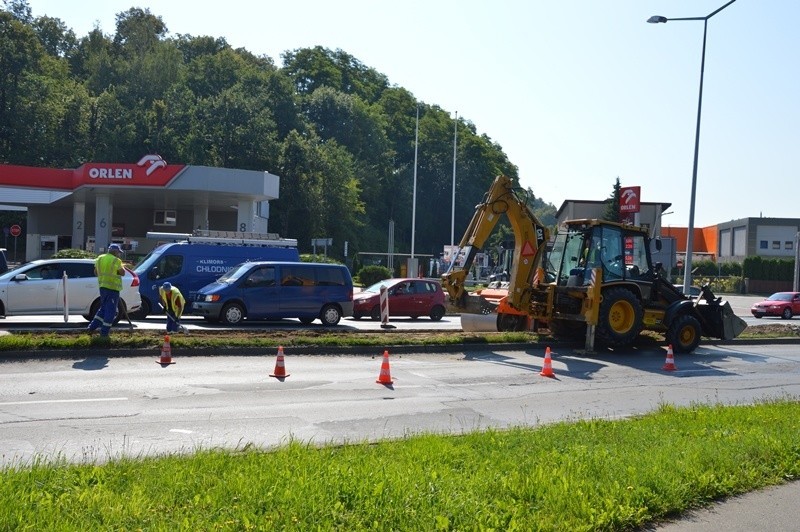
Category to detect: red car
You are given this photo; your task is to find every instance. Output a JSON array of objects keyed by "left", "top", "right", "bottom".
[
  {"left": 352, "top": 278, "right": 446, "bottom": 321},
  {"left": 750, "top": 292, "right": 800, "bottom": 319}
]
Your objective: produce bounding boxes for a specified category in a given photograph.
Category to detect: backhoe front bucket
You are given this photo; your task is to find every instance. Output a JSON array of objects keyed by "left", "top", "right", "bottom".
[
  {"left": 460, "top": 313, "right": 500, "bottom": 332},
  {"left": 696, "top": 297, "right": 748, "bottom": 340},
  {"left": 720, "top": 300, "right": 748, "bottom": 339}
]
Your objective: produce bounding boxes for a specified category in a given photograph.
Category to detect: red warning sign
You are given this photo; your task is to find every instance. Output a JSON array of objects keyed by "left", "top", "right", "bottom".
[{"left": 520, "top": 241, "right": 536, "bottom": 257}]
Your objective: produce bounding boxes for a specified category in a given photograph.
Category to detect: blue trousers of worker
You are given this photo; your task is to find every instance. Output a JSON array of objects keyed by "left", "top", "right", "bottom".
[
  {"left": 166, "top": 313, "right": 181, "bottom": 333},
  {"left": 88, "top": 287, "right": 120, "bottom": 337}
]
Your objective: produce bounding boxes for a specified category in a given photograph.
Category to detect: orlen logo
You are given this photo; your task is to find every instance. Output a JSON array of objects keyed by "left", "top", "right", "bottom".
[{"left": 137, "top": 154, "right": 167, "bottom": 176}]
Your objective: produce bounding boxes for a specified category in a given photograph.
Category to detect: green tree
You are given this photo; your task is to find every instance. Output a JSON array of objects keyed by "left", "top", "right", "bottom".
[{"left": 602, "top": 177, "right": 622, "bottom": 222}]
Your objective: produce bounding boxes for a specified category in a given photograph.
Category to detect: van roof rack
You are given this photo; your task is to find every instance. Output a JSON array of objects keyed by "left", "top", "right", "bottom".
[{"left": 146, "top": 230, "right": 298, "bottom": 248}]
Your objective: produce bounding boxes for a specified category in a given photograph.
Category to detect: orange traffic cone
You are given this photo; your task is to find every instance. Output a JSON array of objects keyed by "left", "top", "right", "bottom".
[
  {"left": 539, "top": 346, "right": 555, "bottom": 378},
  {"left": 270, "top": 346, "right": 290, "bottom": 379},
  {"left": 156, "top": 334, "right": 175, "bottom": 365},
  {"left": 376, "top": 350, "right": 394, "bottom": 385},
  {"left": 662, "top": 345, "right": 677, "bottom": 371}
]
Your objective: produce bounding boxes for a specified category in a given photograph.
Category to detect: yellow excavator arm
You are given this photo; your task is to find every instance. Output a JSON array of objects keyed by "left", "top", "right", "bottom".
[{"left": 441, "top": 174, "right": 549, "bottom": 313}]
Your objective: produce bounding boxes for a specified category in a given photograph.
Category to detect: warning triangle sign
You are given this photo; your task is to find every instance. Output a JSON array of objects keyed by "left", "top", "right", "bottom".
[{"left": 521, "top": 241, "right": 536, "bottom": 257}]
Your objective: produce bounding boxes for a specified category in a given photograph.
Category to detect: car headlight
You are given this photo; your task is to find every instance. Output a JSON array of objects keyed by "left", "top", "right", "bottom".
[{"left": 203, "top": 294, "right": 220, "bottom": 302}]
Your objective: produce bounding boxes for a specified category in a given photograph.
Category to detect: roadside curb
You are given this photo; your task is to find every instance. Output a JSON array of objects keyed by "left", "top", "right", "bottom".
[{"left": 0, "top": 338, "right": 797, "bottom": 361}]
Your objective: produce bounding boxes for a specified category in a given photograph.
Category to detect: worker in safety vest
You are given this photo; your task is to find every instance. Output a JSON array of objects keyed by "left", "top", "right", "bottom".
[
  {"left": 87, "top": 244, "right": 125, "bottom": 337},
  {"left": 159, "top": 282, "right": 186, "bottom": 333}
]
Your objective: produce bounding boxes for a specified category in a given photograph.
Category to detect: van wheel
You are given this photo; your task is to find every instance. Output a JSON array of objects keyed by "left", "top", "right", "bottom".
[
  {"left": 220, "top": 303, "right": 245, "bottom": 325},
  {"left": 320, "top": 304, "right": 341, "bottom": 326}
]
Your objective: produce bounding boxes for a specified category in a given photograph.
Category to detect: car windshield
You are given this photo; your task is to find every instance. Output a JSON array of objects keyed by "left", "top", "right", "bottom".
[
  {"left": 214, "top": 263, "right": 253, "bottom": 283},
  {"left": 767, "top": 293, "right": 793, "bottom": 302},
  {"left": 363, "top": 280, "right": 392, "bottom": 293}
]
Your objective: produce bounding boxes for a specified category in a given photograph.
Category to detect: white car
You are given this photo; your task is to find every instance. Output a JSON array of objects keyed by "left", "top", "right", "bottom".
[{"left": 0, "top": 258, "right": 142, "bottom": 322}]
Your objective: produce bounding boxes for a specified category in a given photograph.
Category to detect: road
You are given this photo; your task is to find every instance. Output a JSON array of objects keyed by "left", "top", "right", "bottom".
[
  {"left": 1, "top": 342, "right": 798, "bottom": 468},
  {"left": 0, "top": 294, "right": 779, "bottom": 333}
]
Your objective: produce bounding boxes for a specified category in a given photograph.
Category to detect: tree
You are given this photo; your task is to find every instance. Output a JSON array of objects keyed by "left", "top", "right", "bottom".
[{"left": 602, "top": 177, "right": 622, "bottom": 223}]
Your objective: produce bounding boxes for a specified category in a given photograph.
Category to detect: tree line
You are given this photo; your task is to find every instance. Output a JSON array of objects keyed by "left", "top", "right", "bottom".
[{"left": 0, "top": 1, "right": 557, "bottom": 266}]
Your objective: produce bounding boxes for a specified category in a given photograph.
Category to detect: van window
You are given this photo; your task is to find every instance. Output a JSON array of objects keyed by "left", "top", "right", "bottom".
[
  {"left": 245, "top": 266, "right": 276, "bottom": 287},
  {"left": 281, "top": 265, "right": 314, "bottom": 286},
  {"left": 148, "top": 254, "right": 183, "bottom": 281},
  {"left": 317, "top": 267, "right": 347, "bottom": 286}
]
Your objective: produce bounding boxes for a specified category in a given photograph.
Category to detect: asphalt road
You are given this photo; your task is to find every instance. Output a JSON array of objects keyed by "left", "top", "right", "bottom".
[{"left": 0, "top": 294, "right": 779, "bottom": 333}]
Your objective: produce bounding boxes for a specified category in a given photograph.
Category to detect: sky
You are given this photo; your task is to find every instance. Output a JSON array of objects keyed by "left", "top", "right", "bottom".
[{"left": 23, "top": 0, "right": 800, "bottom": 229}]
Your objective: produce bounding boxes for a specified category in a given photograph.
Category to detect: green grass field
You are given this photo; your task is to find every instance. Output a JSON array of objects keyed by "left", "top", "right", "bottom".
[{"left": 1, "top": 400, "right": 797, "bottom": 530}]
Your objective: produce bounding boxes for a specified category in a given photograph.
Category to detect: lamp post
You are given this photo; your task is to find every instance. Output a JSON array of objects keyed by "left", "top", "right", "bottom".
[{"left": 648, "top": 0, "right": 736, "bottom": 294}]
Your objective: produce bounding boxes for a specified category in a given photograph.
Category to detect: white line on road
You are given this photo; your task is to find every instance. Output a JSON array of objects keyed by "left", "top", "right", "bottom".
[{"left": 0, "top": 397, "right": 129, "bottom": 406}]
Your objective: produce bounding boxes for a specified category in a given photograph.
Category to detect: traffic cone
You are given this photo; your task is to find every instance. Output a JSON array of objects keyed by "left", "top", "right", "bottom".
[
  {"left": 156, "top": 334, "right": 175, "bottom": 365},
  {"left": 539, "top": 347, "right": 555, "bottom": 378},
  {"left": 376, "top": 350, "right": 394, "bottom": 385},
  {"left": 662, "top": 345, "right": 677, "bottom": 371},
  {"left": 270, "top": 346, "right": 290, "bottom": 379}
]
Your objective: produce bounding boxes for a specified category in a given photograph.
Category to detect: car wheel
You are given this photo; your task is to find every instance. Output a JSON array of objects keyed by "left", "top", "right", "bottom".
[
  {"left": 370, "top": 306, "right": 381, "bottom": 321},
  {"left": 320, "top": 304, "right": 341, "bottom": 326},
  {"left": 299, "top": 317, "right": 315, "bottom": 325},
  {"left": 753, "top": 315, "right": 762, "bottom": 319},
  {"left": 220, "top": 302, "right": 245, "bottom": 325},
  {"left": 112, "top": 300, "right": 127, "bottom": 325},
  {"left": 781, "top": 308, "right": 792, "bottom": 320},
  {"left": 596, "top": 287, "right": 644, "bottom": 348},
  {"left": 429, "top": 305, "right": 445, "bottom": 322},
  {"left": 666, "top": 313, "right": 702, "bottom": 354},
  {"left": 128, "top": 299, "right": 150, "bottom": 320},
  {"left": 352, "top": 314, "right": 362, "bottom": 320},
  {"left": 86, "top": 299, "right": 101, "bottom": 322}
]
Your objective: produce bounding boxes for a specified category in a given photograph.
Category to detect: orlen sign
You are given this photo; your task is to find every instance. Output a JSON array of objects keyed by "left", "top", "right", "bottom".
[
  {"left": 620, "top": 186, "right": 641, "bottom": 213},
  {"left": 77, "top": 155, "right": 185, "bottom": 187}
]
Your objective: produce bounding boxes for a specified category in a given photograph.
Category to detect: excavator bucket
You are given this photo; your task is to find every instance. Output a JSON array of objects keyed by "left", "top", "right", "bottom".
[
  {"left": 719, "top": 300, "right": 748, "bottom": 340},
  {"left": 695, "top": 296, "right": 748, "bottom": 340},
  {"left": 460, "top": 312, "right": 500, "bottom": 332}
]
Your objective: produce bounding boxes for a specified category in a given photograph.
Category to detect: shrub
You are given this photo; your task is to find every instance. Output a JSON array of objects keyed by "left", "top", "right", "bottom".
[
  {"left": 51, "top": 248, "right": 95, "bottom": 259},
  {"left": 357, "top": 265, "right": 392, "bottom": 287}
]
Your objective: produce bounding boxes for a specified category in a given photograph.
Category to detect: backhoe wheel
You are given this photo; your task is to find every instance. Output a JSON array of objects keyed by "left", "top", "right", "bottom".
[
  {"left": 497, "top": 312, "right": 526, "bottom": 331},
  {"left": 596, "top": 287, "right": 644, "bottom": 348},
  {"left": 547, "top": 319, "right": 586, "bottom": 340},
  {"left": 666, "top": 313, "right": 701, "bottom": 354}
]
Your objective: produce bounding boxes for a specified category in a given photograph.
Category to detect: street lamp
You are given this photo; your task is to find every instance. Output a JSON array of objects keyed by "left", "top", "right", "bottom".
[{"left": 648, "top": 0, "right": 736, "bottom": 294}]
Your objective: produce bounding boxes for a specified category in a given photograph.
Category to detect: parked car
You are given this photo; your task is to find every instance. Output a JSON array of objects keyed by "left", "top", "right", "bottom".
[
  {"left": 0, "top": 248, "right": 7, "bottom": 274},
  {"left": 674, "top": 284, "right": 702, "bottom": 299},
  {"left": 0, "top": 258, "right": 141, "bottom": 322},
  {"left": 352, "top": 278, "right": 446, "bottom": 321},
  {"left": 193, "top": 261, "right": 353, "bottom": 325},
  {"left": 750, "top": 292, "right": 800, "bottom": 319}
]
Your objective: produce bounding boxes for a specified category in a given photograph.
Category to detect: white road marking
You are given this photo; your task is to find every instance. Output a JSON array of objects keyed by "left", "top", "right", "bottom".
[{"left": 0, "top": 397, "right": 128, "bottom": 406}]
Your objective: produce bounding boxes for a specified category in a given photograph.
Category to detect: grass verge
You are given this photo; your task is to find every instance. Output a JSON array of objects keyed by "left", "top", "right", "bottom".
[{"left": 1, "top": 400, "right": 798, "bottom": 530}]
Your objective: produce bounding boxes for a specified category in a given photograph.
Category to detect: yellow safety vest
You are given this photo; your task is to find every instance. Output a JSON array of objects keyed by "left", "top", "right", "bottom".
[
  {"left": 96, "top": 253, "right": 123, "bottom": 291},
  {"left": 159, "top": 287, "right": 186, "bottom": 317}
]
